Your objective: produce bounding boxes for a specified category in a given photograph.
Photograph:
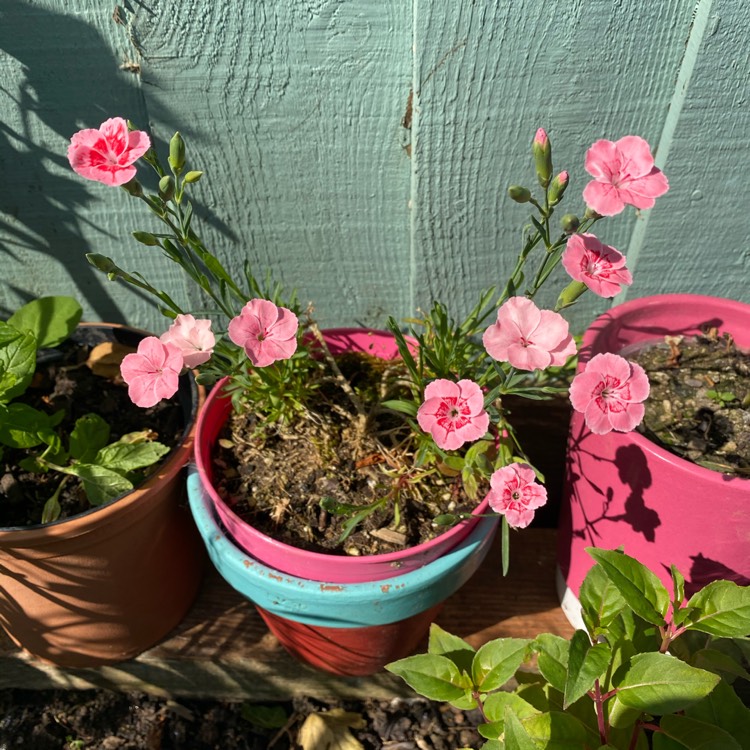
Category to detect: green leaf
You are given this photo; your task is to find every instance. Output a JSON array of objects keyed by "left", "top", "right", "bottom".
[
  {"left": 482, "top": 692, "right": 540, "bottom": 735},
  {"left": 691, "top": 647, "right": 750, "bottom": 681},
  {"left": 512, "top": 710, "right": 595, "bottom": 749},
  {"left": 579, "top": 562, "right": 627, "bottom": 635},
  {"left": 586, "top": 547, "right": 670, "bottom": 626},
  {"left": 683, "top": 580, "right": 750, "bottom": 637},
  {"left": 683, "top": 681, "right": 750, "bottom": 749},
  {"left": 670, "top": 565, "right": 686, "bottom": 605},
  {"left": 657, "top": 714, "right": 741, "bottom": 749},
  {"left": 472, "top": 638, "right": 530, "bottom": 692},
  {"left": 0, "top": 322, "right": 36, "bottom": 400},
  {"left": 62, "top": 463, "right": 134, "bottom": 505},
  {"left": 427, "top": 623, "right": 476, "bottom": 674},
  {"left": 606, "top": 694, "right": 642, "bottom": 730},
  {"left": 385, "top": 654, "right": 471, "bottom": 702},
  {"left": 7, "top": 296, "right": 82, "bottom": 348},
  {"left": 69, "top": 414, "right": 111, "bottom": 461},
  {"left": 532, "top": 633, "right": 570, "bottom": 693},
  {"left": 563, "top": 630, "right": 612, "bottom": 708},
  {"left": 0, "top": 403, "right": 55, "bottom": 448},
  {"left": 381, "top": 399, "right": 419, "bottom": 417},
  {"left": 616, "top": 652, "right": 720, "bottom": 715},
  {"left": 94, "top": 441, "right": 170, "bottom": 473},
  {"left": 502, "top": 709, "right": 537, "bottom": 750}
]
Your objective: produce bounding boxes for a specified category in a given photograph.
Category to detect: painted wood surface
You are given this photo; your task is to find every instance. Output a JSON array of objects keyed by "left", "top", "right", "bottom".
[{"left": 0, "top": 0, "right": 747, "bottom": 334}]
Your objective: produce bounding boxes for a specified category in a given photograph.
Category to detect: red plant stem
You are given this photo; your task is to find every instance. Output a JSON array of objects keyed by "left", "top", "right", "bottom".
[
  {"left": 592, "top": 680, "right": 609, "bottom": 745},
  {"left": 472, "top": 692, "right": 490, "bottom": 724}
]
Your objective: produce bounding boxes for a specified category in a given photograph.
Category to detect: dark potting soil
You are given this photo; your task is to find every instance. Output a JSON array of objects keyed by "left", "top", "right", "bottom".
[
  {"left": 212, "top": 351, "right": 486, "bottom": 558},
  {"left": 0, "top": 689, "right": 484, "bottom": 749},
  {"left": 630, "top": 330, "right": 750, "bottom": 476},
  {"left": 0, "top": 336, "right": 186, "bottom": 528}
]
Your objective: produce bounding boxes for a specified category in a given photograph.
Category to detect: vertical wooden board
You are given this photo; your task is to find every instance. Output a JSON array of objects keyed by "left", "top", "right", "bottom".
[
  {"left": 410, "top": 0, "right": 692, "bottom": 334},
  {"left": 624, "top": 0, "right": 750, "bottom": 305},
  {"left": 125, "top": 0, "right": 413, "bottom": 330},
  {"left": 0, "top": 0, "right": 162, "bottom": 328}
]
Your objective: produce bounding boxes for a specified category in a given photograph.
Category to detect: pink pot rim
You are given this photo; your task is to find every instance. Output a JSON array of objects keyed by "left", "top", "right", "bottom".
[{"left": 577, "top": 293, "right": 750, "bottom": 486}]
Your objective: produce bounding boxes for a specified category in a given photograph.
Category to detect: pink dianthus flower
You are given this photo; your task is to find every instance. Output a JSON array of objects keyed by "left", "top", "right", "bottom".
[
  {"left": 227, "top": 299, "right": 299, "bottom": 368},
  {"left": 485, "top": 463, "right": 547, "bottom": 529},
  {"left": 120, "top": 337, "right": 183, "bottom": 408},
  {"left": 562, "top": 233, "right": 632, "bottom": 298}
]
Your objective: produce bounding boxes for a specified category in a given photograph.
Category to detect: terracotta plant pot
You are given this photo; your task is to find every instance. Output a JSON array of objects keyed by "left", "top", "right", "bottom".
[
  {"left": 194, "top": 328, "right": 495, "bottom": 583},
  {"left": 0, "top": 324, "right": 206, "bottom": 667},
  {"left": 187, "top": 466, "right": 497, "bottom": 675},
  {"left": 557, "top": 294, "right": 750, "bottom": 626}
]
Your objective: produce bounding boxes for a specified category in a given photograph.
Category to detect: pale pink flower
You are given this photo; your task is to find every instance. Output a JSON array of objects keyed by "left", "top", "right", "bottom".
[
  {"left": 483, "top": 297, "right": 576, "bottom": 371},
  {"left": 582, "top": 135, "right": 669, "bottom": 216},
  {"left": 227, "top": 298, "right": 299, "bottom": 367},
  {"left": 417, "top": 379, "right": 489, "bottom": 451},
  {"left": 120, "top": 337, "right": 183, "bottom": 408},
  {"left": 533, "top": 128, "right": 548, "bottom": 148},
  {"left": 160, "top": 314, "right": 215, "bottom": 368},
  {"left": 562, "top": 233, "right": 632, "bottom": 298},
  {"left": 485, "top": 463, "right": 547, "bottom": 529},
  {"left": 68, "top": 117, "right": 151, "bottom": 187},
  {"left": 569, "top": 352, "right": 650, "bottom": 434}
]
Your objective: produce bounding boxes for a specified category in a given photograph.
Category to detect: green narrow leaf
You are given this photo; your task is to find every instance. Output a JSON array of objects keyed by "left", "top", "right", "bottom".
[
  {"left": 381, "top": 399, "right": 419, "bottom": 417},
  {"left": 563, "top": 630, "right": 612, "bottom": 708},
  {"left": 385, "top": 653, "right": 470, "bottom": 702},
  {"left": 683, "top": 580, "right": 750, "bottom": 637},
  {"left": 472, "top": 638, "right": 530, "bottom": 692},
  {"left": 617, "top": 652, "right": 720, "bottom": 715},
  {"left": 586, "top": 547, "right": 670, "bottom": 626},
  {"left": 670, "top": 565, "right": 685, "bottom": 605}
]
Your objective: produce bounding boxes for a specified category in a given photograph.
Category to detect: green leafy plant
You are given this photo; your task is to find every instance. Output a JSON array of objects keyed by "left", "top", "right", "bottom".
[
  {"left": 387, "top": 549, "right": 750, "bottom": 749},
  {"left": 0, "top": 296, "right": 170, "bottom": 523}
]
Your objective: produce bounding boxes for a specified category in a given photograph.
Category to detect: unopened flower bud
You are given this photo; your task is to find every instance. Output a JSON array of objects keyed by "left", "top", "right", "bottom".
[
  {"left": 584, "top": 206, "right": 602, "bottom": 220},
  {"left": 508, "top": 185, "right": 532, "bottom": 203},
  {"left": 561, "top": 213, "right": 580, "bottom": 233},
  {"left": 158, "top": 175, "right": 175, "bottom": 200},
  {"left": 532, "top": 128, "right": 552, "bottom": 188},
  {"left": 556, "top": 280, "right": 589, "bottom": 309},
  {"left": 121, "top": 178, "right": 143, "bottom": 197},
  {"left": 168, "top": 131, "right": 186, "bottom": 173},
  {"left": 548, "top": 171, "right": 568, "bottom": 206},
  {"left": 183, "top": 170, "right": 204, "bottom": 184},
  {"left": 132, "top": 231, "right": 160, "bottom": 247}
]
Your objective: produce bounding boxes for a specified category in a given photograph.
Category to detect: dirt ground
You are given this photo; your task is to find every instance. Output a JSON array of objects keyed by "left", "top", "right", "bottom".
[{"left": 0, "top": 688, "right": 484, "bottom": 749}]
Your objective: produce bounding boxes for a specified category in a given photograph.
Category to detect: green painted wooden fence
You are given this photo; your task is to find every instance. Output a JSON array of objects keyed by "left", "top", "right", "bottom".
[{"left": 0, "top": 0, "right": 747, "bottom": 334}]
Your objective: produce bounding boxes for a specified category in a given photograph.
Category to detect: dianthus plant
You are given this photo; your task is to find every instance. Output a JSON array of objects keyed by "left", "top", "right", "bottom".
[{"left": 68, "top": 119, "right": 668, "bottom": 567}]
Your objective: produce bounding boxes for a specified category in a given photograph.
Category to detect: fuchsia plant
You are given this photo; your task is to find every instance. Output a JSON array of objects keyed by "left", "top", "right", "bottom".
[{"left": 68, "top": 118, "right": 668, "bottom": 560}]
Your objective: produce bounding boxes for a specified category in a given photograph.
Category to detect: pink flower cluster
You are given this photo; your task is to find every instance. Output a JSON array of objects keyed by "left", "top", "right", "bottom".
[{"left": 120, "top": 302, "right": 298, "bottom": 408}]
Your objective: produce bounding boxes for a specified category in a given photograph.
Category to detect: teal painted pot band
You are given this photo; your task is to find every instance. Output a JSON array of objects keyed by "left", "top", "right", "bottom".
[{"left": 187, "top": 466, "right": 497, "bottom": 628}]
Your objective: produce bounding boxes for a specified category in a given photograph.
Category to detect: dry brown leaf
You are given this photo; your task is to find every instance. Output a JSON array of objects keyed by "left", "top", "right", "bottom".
[
  {"left": 297, "top": 709, "right": 365, "bottom": 750},
  {"left": 86, "top": 341, "right": 137, "bottom": 378}
]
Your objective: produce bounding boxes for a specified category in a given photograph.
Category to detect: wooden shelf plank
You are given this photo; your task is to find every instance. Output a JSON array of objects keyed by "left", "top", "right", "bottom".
[{"left": 0, "top": 528, "right": 572, "bottom": 701}]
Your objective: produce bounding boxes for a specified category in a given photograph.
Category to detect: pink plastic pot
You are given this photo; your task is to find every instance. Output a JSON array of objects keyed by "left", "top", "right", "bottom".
[
  {"left": 194, "top": 328, "right": 493, "bottom": 583},
  {"left": 557, "top": 294, "right": 750, "bottom": 624}
]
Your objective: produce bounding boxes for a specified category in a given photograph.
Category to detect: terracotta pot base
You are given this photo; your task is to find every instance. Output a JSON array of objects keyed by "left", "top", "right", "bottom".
[{"left": 257, "top": 604, "right": 443, "bottom": 676}]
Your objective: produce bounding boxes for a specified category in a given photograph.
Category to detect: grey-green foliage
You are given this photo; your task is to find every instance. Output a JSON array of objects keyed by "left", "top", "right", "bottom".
[
  {"left": 0, "top": 296, "right": 170, "bottom": 523},
  {"left": 387, "top": 548, "right": 750, "bottom": 749}
]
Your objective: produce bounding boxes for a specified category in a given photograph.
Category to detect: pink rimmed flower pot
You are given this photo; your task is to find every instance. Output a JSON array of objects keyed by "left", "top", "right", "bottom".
[
  {"left": 557, "top": 294, "right": 750, "bottom": 626},
  {"left": 194, "top": 328, "right": 495, "bottom": 583}
]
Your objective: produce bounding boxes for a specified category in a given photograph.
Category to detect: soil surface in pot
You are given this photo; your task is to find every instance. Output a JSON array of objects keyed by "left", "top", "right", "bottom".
[
  {"left": 0, "top": 689, "right": 484, "bottom": 749},
  {"left": 630, "top": 330, "right": 750, "bottom": 476},
  {"left": 0, "top": 337, "right": 185, "bottom": 528},
  {"left": 213, "top": 350, "right": 491, "bottom": 558}
]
